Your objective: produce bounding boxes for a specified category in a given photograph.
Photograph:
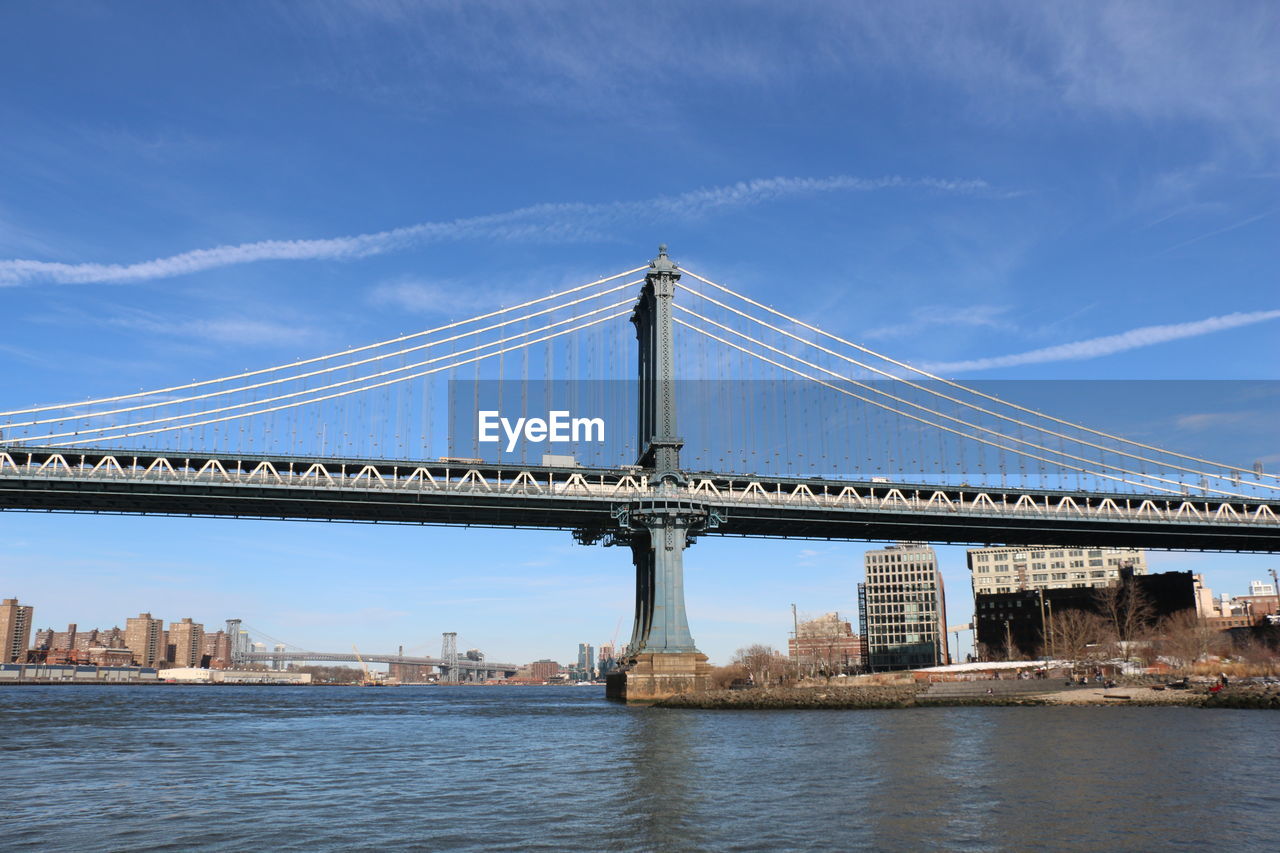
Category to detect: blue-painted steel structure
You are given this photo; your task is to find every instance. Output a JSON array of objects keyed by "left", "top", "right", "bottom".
[{"left": 2, "top": 247, "right": 1279, "bottom": 695}]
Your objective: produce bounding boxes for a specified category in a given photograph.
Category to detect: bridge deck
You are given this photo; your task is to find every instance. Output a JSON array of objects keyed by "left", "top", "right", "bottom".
[{"left": 3, "top": 447, "right": 1278, "bottom": 552}]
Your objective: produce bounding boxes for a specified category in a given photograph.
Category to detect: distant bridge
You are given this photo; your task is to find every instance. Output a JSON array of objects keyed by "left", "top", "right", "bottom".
[{"left": 241, "top": 650, "right": 519, "bottom": 680}]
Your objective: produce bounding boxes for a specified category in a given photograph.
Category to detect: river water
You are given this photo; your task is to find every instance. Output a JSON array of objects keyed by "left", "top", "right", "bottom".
[{"left": 2, "top": 685, "right": 1276, "bottom": 852}]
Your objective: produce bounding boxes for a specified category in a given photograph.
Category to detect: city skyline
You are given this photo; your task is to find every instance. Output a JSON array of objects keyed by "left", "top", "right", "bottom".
[{"left": 9, "top": 546, "right": 1276, "bottom": 666}]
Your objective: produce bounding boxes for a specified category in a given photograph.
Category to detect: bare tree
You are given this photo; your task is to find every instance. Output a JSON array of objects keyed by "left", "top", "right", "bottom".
[
  {"left": 290, "top": 665, "right": 363, "bottom": 684},
  {"left": 1095, "top": 579, "right": 1154, "bottom": 659},
  {"left": 1050, "top": 609, "right": 1107, "bottom": 672},
  {"left": 734, "top": 644, "right": 784, "bottom": 687},
  {"left": 1156, "top": 611, "right": 1227, "bottom": 674},
  {"left": 708, "top": 663, "right": 747, "bottom": 690},
  {"left": 807, "top": 634, "right": 843, "bottom": 678}
]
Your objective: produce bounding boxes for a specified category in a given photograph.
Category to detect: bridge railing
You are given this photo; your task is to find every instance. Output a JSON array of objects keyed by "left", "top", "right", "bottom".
[{"left": 3, "top": 449, "right": 1277, "bottom": 527}]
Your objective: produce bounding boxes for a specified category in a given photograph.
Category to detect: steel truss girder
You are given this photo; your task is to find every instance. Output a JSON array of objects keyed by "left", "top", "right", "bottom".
[{"left": 3, "top": 447, "right": 1279, "bottom": 551}]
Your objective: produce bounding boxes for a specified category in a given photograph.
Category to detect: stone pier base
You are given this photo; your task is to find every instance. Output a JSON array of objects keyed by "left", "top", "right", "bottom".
[{"left": 605, "top": 651, "right": 711, "bottom": 704}]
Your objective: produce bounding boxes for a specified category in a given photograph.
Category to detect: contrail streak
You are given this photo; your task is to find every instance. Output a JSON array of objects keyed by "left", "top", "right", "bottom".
[{"left": 0, "top": 175, "right": 1000, "bottom": 286}]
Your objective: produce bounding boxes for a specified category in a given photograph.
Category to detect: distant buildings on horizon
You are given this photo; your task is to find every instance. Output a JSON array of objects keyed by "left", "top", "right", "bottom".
[
  {"left": 6, "top": 551, "right": 1276, "bottom": 679},
  {"left": 835, "top": 543, "right": 1277, "bottom": 674},
  {"left": 1, "top": 605, "right": 239, "bottom": 670}
]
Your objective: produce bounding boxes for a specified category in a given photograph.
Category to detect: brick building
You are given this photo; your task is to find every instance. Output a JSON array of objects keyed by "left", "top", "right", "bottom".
[
  {"left": 0, "top": 598, "right": 34, "bottom": 663},
  {"left": 788, "top": 612, "right": 863, "bottom": 675},
  {"left": 124, "top": 613, "right": 164, "bottom": 667},
  {"left": 168, "top": 618, "right": 205, "bottom": 668},
  {"left": 527, "top": 659, "right": 560, "bottom": 682}
]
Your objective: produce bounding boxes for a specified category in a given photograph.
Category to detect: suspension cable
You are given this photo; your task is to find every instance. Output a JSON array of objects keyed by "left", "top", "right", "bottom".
[
  {"left": 676, "top": 317, "right": 1217, "bottom": 498},
  {"left": 1, "top": 265, "right": 647, "bottom": 417},
  {"left": 5, "top": 280, "right": 641, "bottom": 429},
  {"left": 17, "top": 299, "right": 634, "bottom": 444},
  {"left": 45, "top": 310, "right": 631, "bottom": 446},
  {"left": 678, "top": 287, "right": 1280, "bottom": 493},
  {"left": 676, "top": 306, "right": 1257, "bottom": 499},
  {"left": 681, "top": 267, "right": 1275, "bottom": 481}
]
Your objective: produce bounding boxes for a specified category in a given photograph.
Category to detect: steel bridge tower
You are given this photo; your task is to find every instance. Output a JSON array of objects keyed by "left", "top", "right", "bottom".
[
  {"left": 440, "top": 631, "right": 458, "bottom": 683},
  {"left": 602, "top": 245, "right": 714, "bottom": 702}
]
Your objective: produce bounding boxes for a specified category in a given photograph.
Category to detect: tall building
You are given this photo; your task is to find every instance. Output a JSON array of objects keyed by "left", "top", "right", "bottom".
[
  {"left": 124, "top": 613, "right": 164, "bottom": 667},
  {"left": 968, "top": 545, "right": 1146, "bottom": 597},
  {"left": 576, "top": 643, "right": 595, "bottom": 678},
  {"left": 203, "top": 631, "right": 232, "bottom": 669},
  {"left": 788, "top": 612, "right": 862, "bottom": 675},
  {"left": 1249, "top": 579, "right": 1277, "bottom": 597},
  {"left": 597, "top": 643, "right": 616, "bottom": 677},
  {"left": 0, "top": 598, "right": 34, "bottom": 663},
  {"left": 168, "top": 618, "right": 205, "bottom": 668},
  {"left": 859, "top": 544, "right": 949, "bottom": 671},
  {"left": 51, "top": 623, "right": 78, "bottom": 651}
]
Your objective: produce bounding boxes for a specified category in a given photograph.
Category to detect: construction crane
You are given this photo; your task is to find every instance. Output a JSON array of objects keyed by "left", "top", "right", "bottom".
[{"left": 352, "top": 644, "right": 380, "bottom": 687}]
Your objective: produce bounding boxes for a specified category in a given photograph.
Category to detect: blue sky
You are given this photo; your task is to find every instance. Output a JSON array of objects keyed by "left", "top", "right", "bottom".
[{"left": 2, "top": 1, "right": 1278, "bottom": 665}]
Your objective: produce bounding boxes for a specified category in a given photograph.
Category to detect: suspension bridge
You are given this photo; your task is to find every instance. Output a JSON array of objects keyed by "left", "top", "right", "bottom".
[
  {"left": 228, "top": 623, "right": 517, "bottom": 682},
  {"left": 2, "top": 246, "right": 1277, "bottom": 700}
]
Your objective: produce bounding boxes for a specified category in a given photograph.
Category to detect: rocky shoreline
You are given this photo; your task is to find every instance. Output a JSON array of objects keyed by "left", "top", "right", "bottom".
[
  {"left": 653, "top": 684, "right": 1280, "bottom": 710},
  {"left": 655, "top": 685, "right": 925, "bottom": 709}
]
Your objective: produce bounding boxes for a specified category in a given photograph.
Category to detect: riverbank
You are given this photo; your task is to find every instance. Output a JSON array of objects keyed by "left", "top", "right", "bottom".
[
  {"left": 654, "top": 683, "right": 1280, "bottom": 710},
  {"left": 657, "top": 685, "right": 930, "bottom": 709}
]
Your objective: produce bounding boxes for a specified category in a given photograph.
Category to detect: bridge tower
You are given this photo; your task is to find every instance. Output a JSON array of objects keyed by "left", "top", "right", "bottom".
[
  {"left": 440, "top": 631, "right": 458, "bottom": 683},
  {"left": 605, "top": 245, "right": 712, "bottom": 703}
]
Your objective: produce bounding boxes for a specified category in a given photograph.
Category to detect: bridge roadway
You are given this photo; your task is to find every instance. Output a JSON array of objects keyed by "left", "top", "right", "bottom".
[
  {"left": 241, "top": 650, "right": 519, "bottom": 678},
  {"left": 2, "top": 446, "right": 1279, "bottom": 551}
]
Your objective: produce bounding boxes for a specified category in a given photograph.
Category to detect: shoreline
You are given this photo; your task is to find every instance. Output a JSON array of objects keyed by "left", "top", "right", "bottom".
[{"left": 653, "top": 684, "right": 1280, "bottom": 710}]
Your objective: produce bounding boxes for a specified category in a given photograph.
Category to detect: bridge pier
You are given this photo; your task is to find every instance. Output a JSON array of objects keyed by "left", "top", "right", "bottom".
[
  {"left": 604, "top": 245, "right": 712, "bottom": 704},
  {"left": 605, "top": 500, "right": 714, "bottom": 704}
]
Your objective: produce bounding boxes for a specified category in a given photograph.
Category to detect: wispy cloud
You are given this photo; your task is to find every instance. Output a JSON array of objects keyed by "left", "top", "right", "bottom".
[
  {"left": 0, "top": 342, "right": 46, "bottom": 365},
  {"left": 368, "top": 276, "right": 524, "bottom": 318},
  {"left": 1157, "top": 207, "right": 1279, "bottom": 254},
  {"left": 0, "top": 175, "right": 1003, "bottom": 287},
  {"left": 924, "top": 309, "right": 1280, "bottom": 374},
  {"left": 296, "top": 3, "right": 1280, "bottom": 143},
  {"left": 86, "top": 306, "right": 325, "bottom": 348},
  {"left": 861, "top": 304, "right": 1013, "bottom": 340},
  {"left": 1174, "top": 410, "right": 1276, "bottom": 433}
]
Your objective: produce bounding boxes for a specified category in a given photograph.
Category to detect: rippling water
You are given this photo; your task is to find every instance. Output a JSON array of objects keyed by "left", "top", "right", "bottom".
[{"left": 2, "top": 685, "right": 1276, "bottom": 851}]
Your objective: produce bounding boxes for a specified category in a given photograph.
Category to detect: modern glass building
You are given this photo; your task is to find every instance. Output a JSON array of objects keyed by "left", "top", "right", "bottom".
[{"left": 859, "top": 543, "right": 949, "bottom": 671}]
